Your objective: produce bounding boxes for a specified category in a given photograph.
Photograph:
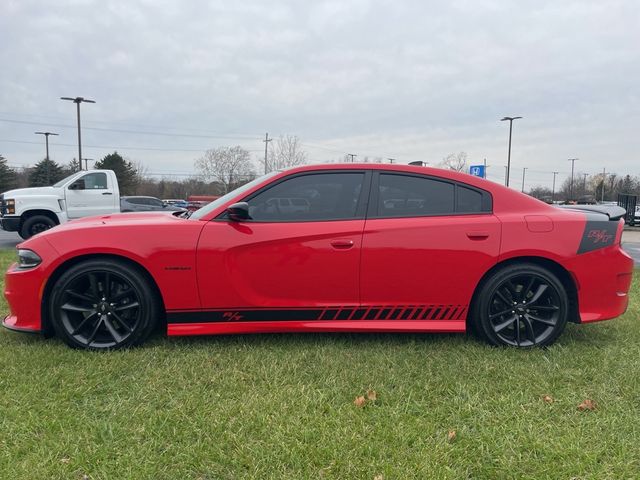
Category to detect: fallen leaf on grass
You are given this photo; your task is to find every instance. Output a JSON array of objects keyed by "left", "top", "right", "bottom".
[
  {"left": 542, "top": 394, "right": 554, "bottom": 404},
  {"left": 60, "top": 457, "right": 70, "bottom": 464},
  {"left": 578, "top": 399, "right": 596, "bottom": 411},
  {"left": 447, "top": 430, "right": 457, "bottom": 443},
  {"left": 354, "top": 396, "right": 366, "bottom": 407},
  {"left": 366, "top": 390, "right": 377, "bottom": 401},
  {"left": 374, "top": 475, "right": 384, "bottom": 480}
]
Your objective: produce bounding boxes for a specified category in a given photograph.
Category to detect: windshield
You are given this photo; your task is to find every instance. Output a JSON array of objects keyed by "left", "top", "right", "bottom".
[
  {"left": 189, "top": 172, "right": 279, "bottom": 220},
  {"left": 52, "top": 172, "right": 81, "bottom": 188}
]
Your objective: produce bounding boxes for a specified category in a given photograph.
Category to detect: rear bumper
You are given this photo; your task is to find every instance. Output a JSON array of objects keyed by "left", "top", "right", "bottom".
[
  {"left": 567, "top": 245, "right": 634, "bottom": 323},
  {"left": 0, "top": 216, "right": 20, "bottom": 232}
]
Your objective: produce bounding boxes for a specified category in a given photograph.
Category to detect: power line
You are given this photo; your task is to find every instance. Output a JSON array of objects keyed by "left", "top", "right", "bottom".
[{"left": 0, "top": 117, "right": 260, "bottom": 140}]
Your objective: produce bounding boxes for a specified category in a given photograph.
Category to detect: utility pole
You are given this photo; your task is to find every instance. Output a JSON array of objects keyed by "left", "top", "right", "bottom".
[
  {"left": 387, "top": 158, "right": 395, "bottom": 164},
  {"left": 568, "top": 158, "right": 578, "bottom": 201},
  {"left": 521, "top": 167, "right": 528, "bottom": 193},
  {"left": 347, "top": 153, "right": 356, "bottom": 162},
  {"left": 61, "top": 96, "right": 95, "bottom": 171},
  {"left": 601, "top": 168, "right": 606, "bottom": 202},
  {"left": 500, "top": 116, "right": 523, "bottom": 187},
  {"left": 552, "top": 171, "right": 559, "bottom": 203},
  {"left": 263, "top": 133, "right": 271, "bottom": 174}
]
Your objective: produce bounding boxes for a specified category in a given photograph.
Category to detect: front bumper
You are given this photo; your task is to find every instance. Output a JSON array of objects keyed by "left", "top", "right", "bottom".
[
  {"left": 2, "top": 262, "right": 45, "bottom": 333},
  {"left": 2, "top": 240, "right": 59, "bottom": 334},
  {"left": 0, "top": 216, "right": 21, "bottom": 232}
]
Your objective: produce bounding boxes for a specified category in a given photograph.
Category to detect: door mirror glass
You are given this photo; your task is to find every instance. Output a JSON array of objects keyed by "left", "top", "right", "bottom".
[{"left": 227, "top": 202, "right": 251, "bottom": 221}]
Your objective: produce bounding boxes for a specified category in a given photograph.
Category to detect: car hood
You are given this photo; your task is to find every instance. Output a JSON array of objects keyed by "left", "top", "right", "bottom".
[{"left": 2, "top": 186, "right": 59, "bottom": 197}]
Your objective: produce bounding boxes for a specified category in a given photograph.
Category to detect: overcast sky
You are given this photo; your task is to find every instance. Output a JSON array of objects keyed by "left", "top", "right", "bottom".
[{"left": 1, "top": 0, "right": 638, "bottom": 189}]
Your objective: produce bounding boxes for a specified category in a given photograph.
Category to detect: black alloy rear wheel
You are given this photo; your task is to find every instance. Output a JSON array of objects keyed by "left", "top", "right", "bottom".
[
  {"left": 49, "top": 259, "right": 159, "bottom": 350},
  {"left": 472, "top": 263, "right": 569, "bottom": 347}
]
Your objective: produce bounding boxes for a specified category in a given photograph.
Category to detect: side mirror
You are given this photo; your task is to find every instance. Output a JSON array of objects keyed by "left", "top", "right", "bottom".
[
  {"left": 227, "top": 202, "right": 251, "bottom": 221},
  {"left": 69, "top": 179, "right": 85, "bottom": 190}
]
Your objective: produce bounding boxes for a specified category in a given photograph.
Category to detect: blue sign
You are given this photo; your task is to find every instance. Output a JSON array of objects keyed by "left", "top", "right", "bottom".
[{"left": 469, "top": 165, "right": 485, "bottom": 178}]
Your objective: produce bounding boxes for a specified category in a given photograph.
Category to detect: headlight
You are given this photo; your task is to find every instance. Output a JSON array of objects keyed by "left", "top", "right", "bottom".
[
  {"left": 5, "top": 199, "right": 15, "bottom": 215},
  {"left": 17, "top": 249, "right": 42, "bottom": 269}
]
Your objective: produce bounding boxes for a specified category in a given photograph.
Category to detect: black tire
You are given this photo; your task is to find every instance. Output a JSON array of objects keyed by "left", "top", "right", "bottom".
[
  {"left": 20, "top": 215, "right": 56, "bottom": 239},
  {"left": 49, "top": 259, "right": 159, "bottom": 350},
  {"left": 471, "top": 263, "right": 569, "bottom": 348}
]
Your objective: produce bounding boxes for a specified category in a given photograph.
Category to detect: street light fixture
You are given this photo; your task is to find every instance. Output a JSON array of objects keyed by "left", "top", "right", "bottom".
[
  {"left": 500, "top": 116, "right": 522, "bottom": 187},
  {"left": 35, "top": 131, "right": 59, "bottom": 185},
  {"left": 82, "top": 158, "right": 95, "bottom": 171},
  {"left": 60, "top": 96, "right": 95, "bottom": 173},
  {"left": 34, "top": 131, "right": 59, "bottom": 161}
]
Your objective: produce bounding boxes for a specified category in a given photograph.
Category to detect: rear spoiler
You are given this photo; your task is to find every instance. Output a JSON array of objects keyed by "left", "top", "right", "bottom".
[{"left": 556, "top": 204, "right": 626, "bottom": 221}]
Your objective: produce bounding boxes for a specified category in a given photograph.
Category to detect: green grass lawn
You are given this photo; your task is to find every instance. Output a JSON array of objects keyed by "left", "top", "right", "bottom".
[{"left": 1, "top": 248, "right": 639, "bottom": 479}]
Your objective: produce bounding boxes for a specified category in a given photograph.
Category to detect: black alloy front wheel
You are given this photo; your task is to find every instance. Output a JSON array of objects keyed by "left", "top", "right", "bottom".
[
  {"left": 472, "top": 263, "right": 569, "bottom": 347},
  {"left": 49, "top": 259, "right": 159, "bottom": 350}
]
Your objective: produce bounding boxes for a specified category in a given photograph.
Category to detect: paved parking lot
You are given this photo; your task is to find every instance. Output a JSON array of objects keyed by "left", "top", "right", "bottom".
[{"left": 2, "top": 228, "right": 640, "bottom": 265}]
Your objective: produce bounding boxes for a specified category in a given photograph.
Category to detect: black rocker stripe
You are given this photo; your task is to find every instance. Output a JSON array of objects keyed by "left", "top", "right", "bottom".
[{"left": 167, "top": 305, "right": 468, "bottom": 324}]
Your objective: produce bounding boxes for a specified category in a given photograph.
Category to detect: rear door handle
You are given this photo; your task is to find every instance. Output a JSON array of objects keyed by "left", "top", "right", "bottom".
[
  {"left": 102, "top": 192, "right": 113, "bottom": 195},
  {"left": 331, "top": 239, "right": 354, "bottom": 249},
  {"left": 466, "top": 231, "right": 490, "bottom": 240}
]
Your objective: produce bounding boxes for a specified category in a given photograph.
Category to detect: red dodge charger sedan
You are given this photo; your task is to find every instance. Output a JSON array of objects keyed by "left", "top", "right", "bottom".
[{"left": 3, "top": 164, "right": 634, "bottom": 350}]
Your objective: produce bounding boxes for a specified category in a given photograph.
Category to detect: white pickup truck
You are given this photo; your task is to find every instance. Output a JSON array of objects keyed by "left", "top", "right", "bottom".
[{"left": 0, "top": 169, "right": 120, "bottom": 239}]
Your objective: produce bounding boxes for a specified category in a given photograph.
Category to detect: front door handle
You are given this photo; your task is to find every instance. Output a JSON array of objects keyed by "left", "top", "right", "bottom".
[
  {"left": 102, "top": 192, "right": 113, "bottom": 195},
  {"left": 466, "top": 231, "right": 490, "bottom": 240},
  {"left": 331, "top": 239, "right": 354, "bottom": 249}
]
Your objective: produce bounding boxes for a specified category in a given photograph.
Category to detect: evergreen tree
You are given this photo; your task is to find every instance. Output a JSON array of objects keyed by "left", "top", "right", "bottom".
[
  {"left": 0, "top": 154, "right": 18, "bottom": 193},
  {"left": 28, "top": 158, "right": 65, "bottom": 187},
  {"left": 65, "top": 158, "right": 81, "bottom": 175},
  {"left": 94, "top": 152, "right": 139, "bottom": 195}
]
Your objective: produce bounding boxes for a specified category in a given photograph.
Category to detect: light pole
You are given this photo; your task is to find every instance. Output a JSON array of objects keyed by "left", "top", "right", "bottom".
[
  {"left": 500, "top": 116, "right": 522, "bottom": 187},
  {"left": 552, "top": 171, "right": 559, "bottom": 203},
  {"left": 521, "top": 167, "right": 528, "bottom": 192},
  {"left": 34, "top": 131, "right": 59, "bottom": 161},
  {"left": 568, "top": 158, "right": 578, "bottom": 201},
  {"left": 35, "top": 131, "right": 59, "bottom": 185},
  {"left": 582, "top": 173, "right": 588, "bottom": 195},
  {"left": 60, "top": 96, "right": 95, "bottom": 173},
  {"left": 347, "top": 153, "right": 356, "bottom": 162},
  {"left": 83, "top": 158, "right": 95, "bottom": 171}
]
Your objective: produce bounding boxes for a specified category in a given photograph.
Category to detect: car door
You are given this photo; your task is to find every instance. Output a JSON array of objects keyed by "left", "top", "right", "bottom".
[
  {"left": 196, "top": 171, "right": 370, "bottom": 318},
  {"left": 66, "top": 172, "right": 117, "bottom": 218},
  {"left": 360, "top": 172, "right": 501, "bottom": 323}
]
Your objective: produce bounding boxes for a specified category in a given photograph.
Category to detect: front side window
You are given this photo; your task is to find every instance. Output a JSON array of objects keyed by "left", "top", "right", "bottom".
[
  {"left": 246, "top": 172, "right": 365, "bottom": 222},
  {"left": 83, "top": 173, "right": 107, "bottom": 189}
]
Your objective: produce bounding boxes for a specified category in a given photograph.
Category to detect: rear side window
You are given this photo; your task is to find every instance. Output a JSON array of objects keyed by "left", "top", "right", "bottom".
[
  {"left": 378, "top": 173, "right": 455, "bottom": 217},
  {"left": 457, "top": 185, "right": 483, "bottom": 213},
  {"left": 376, "top": 173, "right": 491, "bottom": 217}
]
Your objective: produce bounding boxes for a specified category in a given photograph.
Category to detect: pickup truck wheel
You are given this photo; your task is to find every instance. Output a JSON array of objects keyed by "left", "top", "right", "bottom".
[
  {"left": 20, "top": 215, "right": 56, "bottom": 239},
  {"left": 49, "top": 259, "right": 159, "bottom": 350}
]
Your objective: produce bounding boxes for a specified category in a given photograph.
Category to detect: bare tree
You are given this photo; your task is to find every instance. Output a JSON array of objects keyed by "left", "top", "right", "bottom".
[
  {"left": 195, "top": 146, "right": 256, "bottom": 193},
  {"left": 263, "top": 135, "right": 308, "bottom": 172},
  {"left": 439, "top": 152, "right": 468, "bottom": 172}
]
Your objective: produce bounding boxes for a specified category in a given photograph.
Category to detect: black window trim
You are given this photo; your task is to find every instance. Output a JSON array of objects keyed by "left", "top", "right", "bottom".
[
  {"left": 367, "top": 171, "right": 493, "bottom": 219},
  {"left": 214, "top": 169, "right": 373, "bottom": 223}
]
